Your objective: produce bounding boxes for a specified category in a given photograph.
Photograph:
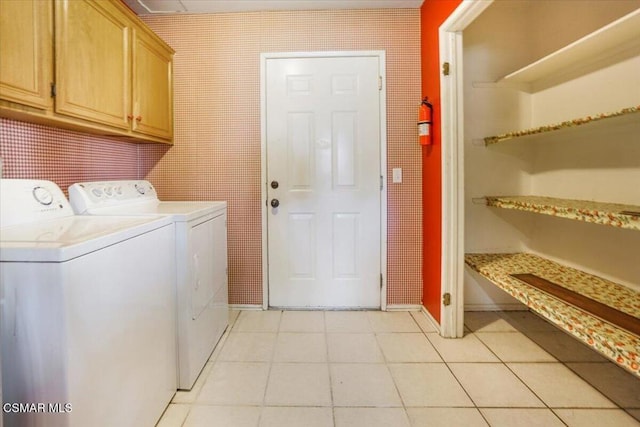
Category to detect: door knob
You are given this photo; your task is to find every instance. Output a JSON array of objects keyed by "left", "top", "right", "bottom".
[
  {"left": 270, "top": 199, "right": 280, "bottom": 208},
  {"left": 270, "top": 181, "right": 279, "bottom": 189}
]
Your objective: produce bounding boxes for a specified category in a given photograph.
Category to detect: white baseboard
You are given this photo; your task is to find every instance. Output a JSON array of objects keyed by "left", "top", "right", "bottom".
[
  {"left": 420, "top": 306, "right": 441, "bottom": 334},
  {"left": 464, "top": 303, "right": 527, "bottom": 312},
  {"left": 386, "top": 304, "right": 422, "bottom": 312},
  {"left": 229, "top": 304, "right": 263, "bottom": 311}
]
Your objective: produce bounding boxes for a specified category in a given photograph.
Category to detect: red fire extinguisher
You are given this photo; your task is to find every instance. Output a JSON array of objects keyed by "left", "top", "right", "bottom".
[{"left": 418, "top": 97, "right": 433, "bottom": 146}]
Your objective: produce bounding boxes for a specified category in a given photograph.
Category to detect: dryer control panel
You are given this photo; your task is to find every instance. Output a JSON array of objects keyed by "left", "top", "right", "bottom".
[{"left": 69, "top": 180, "right": 159, "bottom": 214}]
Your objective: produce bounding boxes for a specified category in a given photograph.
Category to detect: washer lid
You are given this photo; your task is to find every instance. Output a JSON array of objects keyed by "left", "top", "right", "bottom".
[
  {"left": 0, "top": 215, "right": 172, "bottom": 262},
  {"left": 84, "top": 201, "right": 227, "bottom": 222}
]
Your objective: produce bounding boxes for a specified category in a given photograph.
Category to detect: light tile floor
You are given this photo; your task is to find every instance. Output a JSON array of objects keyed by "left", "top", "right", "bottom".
[{"left": 157, "top": 310, "right": 640, "bottom": 427}]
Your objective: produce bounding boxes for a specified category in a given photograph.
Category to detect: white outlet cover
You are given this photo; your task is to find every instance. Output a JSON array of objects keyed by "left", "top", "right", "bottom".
[{"left": 392, "top": 168, "right": 402, "bottom": 183}]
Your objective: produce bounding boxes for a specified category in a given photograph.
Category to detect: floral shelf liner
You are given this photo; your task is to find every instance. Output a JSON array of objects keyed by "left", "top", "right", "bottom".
[
  {"left": 484, "top": 106, "right": 640, "bottom": 145},
  {"left": 465, "top": 252, "right": 640, "bottom": 377},
  {"left": 485, "top": 195, "right": 640, "bottom": 231}
]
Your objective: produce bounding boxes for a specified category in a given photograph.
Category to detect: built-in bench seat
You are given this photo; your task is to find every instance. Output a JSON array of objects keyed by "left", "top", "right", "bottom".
[{"left": 465, "top": 252, "right": 640, "bottom": 377}]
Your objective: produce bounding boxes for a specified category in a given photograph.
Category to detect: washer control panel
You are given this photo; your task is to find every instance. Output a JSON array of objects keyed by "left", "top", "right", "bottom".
[
  {"left": 32, "top": 186, "right": 54, "bottom": 206},
  {"left": 1, "top": 179, "right": 73, "bottom": 228},
  {"left": 68, "top": 180, "right": 159, "bottom": 214}
]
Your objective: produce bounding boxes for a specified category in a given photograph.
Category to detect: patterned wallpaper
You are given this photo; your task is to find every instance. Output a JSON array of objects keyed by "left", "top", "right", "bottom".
[
  {"left": 0, "top": 8, "right": 422, "bottom": 306},
  {"left": 0, "top": 118, "right": 142, "bottom": 194},
  {"left": 140, "top": 9, "right": 422, "bottom": 306}
]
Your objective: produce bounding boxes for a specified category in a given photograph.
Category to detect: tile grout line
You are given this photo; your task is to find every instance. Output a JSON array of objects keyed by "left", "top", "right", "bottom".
[
  {"left": 170, "top": 311, "right": 240, "bottom": 427},
  {"left": 386, "top": 311, "right": 425, "bottom": 424},
  {"left": 161, "top": 310, "right": 636, "bottom": 426},
  {"left": 477, "top": 312, "right": 596, "bottom": 425},
  {"left": 464, "top": 320, "right": 557, "bottom": 419},
  {"left": 323, "top": 311, "right": 339, "bottom": 427},
  {"left": 257, "top": 309, "right": 283, "bottom": 425},
  {"left": 417, "top": 323, "right": 480, "bottom": 413},
  {"left": 492, "top": 312, "right": 624, "bottom": 416}
]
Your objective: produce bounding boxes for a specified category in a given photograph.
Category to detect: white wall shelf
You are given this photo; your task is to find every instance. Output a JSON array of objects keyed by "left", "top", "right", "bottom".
[
  {"left": 465, "top": 252, "right": 640, "bottom": 377},
  {"left": 498, "top": 9, "right": 640, "bottom": 92},
  {"left": 484, "top": 195, "right": 640, "bottom": 231},
  {"left": 483, "top": 106, "right": 640, "bottom": 145}
]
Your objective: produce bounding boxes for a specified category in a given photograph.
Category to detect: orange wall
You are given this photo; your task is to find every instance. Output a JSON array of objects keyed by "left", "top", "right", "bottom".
[
  {"left": 420, "top": 0, "right": 462, "bottom": 322},
  {"left": 141, "top": 9, "right": 423, "bottom": 306}
]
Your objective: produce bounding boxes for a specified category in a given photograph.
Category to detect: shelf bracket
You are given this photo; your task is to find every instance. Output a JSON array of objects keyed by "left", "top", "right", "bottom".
[{"left": 471, "top": 197, "right": 488, "bottom": 205}]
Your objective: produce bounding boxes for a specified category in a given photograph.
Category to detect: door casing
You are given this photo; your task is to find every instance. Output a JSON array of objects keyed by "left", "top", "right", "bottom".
[
  {"left": 439, "top": 1, "right": 494, "bottom": 337},
  {"left": 260, "top": 50, "right": 387, "bottom": 310}
]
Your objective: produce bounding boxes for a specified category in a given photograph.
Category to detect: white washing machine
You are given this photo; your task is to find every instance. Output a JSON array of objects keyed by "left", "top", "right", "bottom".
[
  {"left": 0, "top": 179, "right": 177, "bottom": 427},
  {"left": 69, "top": 180, "right": 228, "bottom": 390}
]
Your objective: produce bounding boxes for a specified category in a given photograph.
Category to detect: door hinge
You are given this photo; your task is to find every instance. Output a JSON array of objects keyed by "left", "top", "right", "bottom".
[
  {"left": 380, "top": 274, "right": 383, "bottom": 289},
  {"left": 442, "top": 62, "right": 450, "bottom": 76},
  {"left": 380, "top": 175, "right": 383, "bottom": 190},
  {"left": 378, "top": 76, "right": 382, "bottom": 90},
  {"left": 50, "top": 83, "right": 56, "bottom": 97},
  {"left": 442, "top": 292, "right": 451, "bottom": 306}
]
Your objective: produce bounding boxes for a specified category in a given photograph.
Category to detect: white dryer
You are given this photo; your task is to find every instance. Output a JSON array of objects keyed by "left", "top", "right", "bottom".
[
  {"left": 69, "top": 180, "right": 228, "bottom": 390},
  {"left": 0, "top": 179, "right": 177, "bottom": 427}
]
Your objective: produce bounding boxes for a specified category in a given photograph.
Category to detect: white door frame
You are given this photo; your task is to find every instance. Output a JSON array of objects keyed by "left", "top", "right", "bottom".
[
  {"left": 260, "top": 50, "right": 388, "bottom": 310},
  {"left": 439, "top": 0, "right": 493, "bottom": 337}
]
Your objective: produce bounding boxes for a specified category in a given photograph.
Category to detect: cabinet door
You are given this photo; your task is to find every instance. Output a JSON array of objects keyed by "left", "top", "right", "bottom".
[
  {"left": 55, "top": 0, "right": 130, "bottom": 130},
  {"left": 0, "top": 0, "right": 53, "bottom": 110},
  {"left": 132, "top": 27, "right": 173, "bottom": 141}
]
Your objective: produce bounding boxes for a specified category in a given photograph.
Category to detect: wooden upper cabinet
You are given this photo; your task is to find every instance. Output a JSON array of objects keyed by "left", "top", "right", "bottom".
[
  {"left": 55, "top": 0, "right": 131, "bottom": 130},
  {"left": 0, "top": 0, "right": 53, "bottom": 110},
  {"left": 0, "top": 0, "right": 173, "bottom": 144},
  {"left": 132, "top": 26, "right": 174, "bottom": 140}
]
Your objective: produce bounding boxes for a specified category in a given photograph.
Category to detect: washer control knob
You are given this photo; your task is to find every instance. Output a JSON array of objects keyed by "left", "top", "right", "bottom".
[
  {"left": 104, "top": 187, "right": 113, "bottom": 197},
  {"left": 135, "top": 183, "right": 146, "bottom": 195},
  {"left": 91, "top": 188, "right": 103, "bottom": 198},
  {"left": 32, "top": 186, "right": 53, "bottom": 205}
]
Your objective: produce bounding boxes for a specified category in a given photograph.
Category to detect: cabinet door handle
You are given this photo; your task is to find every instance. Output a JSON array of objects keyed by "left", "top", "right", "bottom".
[
  {"left": 127, "top": 114, "right": 133, "bottom": 120},
  {"left": 135, "top": 116, "right": 142, "bottom": 122}
]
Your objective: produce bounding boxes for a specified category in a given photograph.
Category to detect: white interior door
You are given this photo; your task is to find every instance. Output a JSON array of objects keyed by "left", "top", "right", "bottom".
[{"left": 265, "top": 54, "right": 383, "bottom": 308}]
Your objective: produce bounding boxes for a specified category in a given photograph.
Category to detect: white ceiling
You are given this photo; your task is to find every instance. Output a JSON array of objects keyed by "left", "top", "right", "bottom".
[{"left": 124, "top": 0, "right": 424, "bottom": 15}]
